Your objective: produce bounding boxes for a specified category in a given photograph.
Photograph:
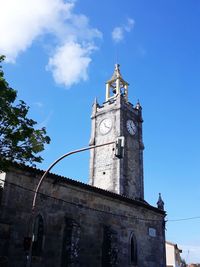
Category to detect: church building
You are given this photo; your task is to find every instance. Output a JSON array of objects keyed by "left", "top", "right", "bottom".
[{"left": 0, "top": 65, "right": 166, "bottom": 267}]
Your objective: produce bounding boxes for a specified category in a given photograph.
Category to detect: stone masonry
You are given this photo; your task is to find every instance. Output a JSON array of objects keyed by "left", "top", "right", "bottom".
[{"left": 0, "top": 165, "right": 166, "bottom": 267}]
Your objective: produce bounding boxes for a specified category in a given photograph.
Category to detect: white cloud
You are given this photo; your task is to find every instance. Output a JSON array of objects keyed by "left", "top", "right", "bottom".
[
  {"left": 47, "top": 42, "right": 95, "bottom": 87},
  {"left": 112, "top": 18, "right": 135, "bottom": 43},
  {"left": 124, "top": 18, "right": 135, "bottom": 32},
  {"left": 0, "top": 0, "right": 102, "bottom": 87},
  {"left": 0, "top": 0, "right": 71, "bottom": 62},
  {"left": 112, "top": 27, "right": 124, "bottom": 43}
]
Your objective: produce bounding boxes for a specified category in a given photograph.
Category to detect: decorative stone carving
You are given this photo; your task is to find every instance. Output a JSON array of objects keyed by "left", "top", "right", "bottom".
[{"left": 157, "top": 193, "right": 164, "bottom": 211}]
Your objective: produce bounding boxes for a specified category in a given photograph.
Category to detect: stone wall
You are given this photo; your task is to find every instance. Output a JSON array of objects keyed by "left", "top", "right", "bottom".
[
  {"left": 89, "top": 96, "right": 144, "bottom": 200},
  {"left": 0, "top": 166, "right": 166, "bottom": 267}
]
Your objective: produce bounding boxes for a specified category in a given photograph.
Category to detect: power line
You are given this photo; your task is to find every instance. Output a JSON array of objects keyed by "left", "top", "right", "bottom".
[
  {"left": 0, "top": 178, "right": 164, "bottom": 223},
  {"left": 1, "top": 178, "right": 200, "bottom": 223},
  {"left": 167, "top": 216, "right": 200, "bottom": 222}
]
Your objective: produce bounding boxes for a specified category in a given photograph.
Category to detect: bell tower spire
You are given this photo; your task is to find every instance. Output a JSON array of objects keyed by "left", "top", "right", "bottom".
[{"left": 105, "top": 64, "right": 129, "bottom": 102}]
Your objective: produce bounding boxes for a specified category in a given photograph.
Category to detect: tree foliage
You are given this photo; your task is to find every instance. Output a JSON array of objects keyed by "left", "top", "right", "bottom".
[{"left": 0, "top": 55, "right": 50, "bottom": 171}]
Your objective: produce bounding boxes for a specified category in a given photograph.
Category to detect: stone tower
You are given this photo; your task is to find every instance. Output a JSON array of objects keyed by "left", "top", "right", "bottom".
[{"left": 89, "top": 64, "right": 144, "bottom": 200}]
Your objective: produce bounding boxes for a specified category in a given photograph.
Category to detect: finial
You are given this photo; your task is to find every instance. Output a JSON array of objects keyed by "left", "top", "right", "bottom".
[
  {"left": 114, "top": 64, "right": 121, "bottom": 79},
  {"left": 157, "top": 193, "right": 164, "bottom": 210},
  {"left": 135, "top": 99, "right": 142, "bottom": 110},
  {"left": 93, "top": 97, "right": 98, "bottom": 106},
  {"left": 92, "top": 97, "right": 99, "bottom": 115},
  {"left": 115, "top": 63, "right": 120, "bottom": 71}
]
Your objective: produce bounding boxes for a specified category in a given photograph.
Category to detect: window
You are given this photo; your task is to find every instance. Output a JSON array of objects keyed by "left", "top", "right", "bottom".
[
  {"left": 32, "top": 215, "right": 44, "bottom": 256},
  {"left": 102, "top": 225, "right": 118, "bottom": 267},
  {"left": 130, "top": 233, "right": 137, "bottom": 265},
  {"left": 61, "top": 218, "right": 80, "bottom": 267},
  {"left": 102, "top": 226, "right": 112, "bottom": 266}
]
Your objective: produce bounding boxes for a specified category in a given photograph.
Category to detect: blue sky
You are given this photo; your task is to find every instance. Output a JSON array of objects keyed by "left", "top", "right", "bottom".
[{"left": 1, "top": 0, "right": 200, "bottom": 263}]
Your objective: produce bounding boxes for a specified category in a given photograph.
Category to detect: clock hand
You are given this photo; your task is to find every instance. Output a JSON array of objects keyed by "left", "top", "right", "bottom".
[
  {"left": 130, "top": 125, "right": 135, "bottom": 132},
  {"left": 104, "top": 122, "right": 110, "bottom": 129}
]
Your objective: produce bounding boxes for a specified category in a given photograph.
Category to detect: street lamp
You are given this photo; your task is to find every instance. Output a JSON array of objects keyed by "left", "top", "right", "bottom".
[{"left": 26, "top": 138, "right": 124, "bottom": 267}]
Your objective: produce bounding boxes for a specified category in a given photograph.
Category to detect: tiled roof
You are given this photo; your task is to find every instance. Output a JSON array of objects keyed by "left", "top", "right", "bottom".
[{"left": 10, "top": 162, "right": 165, "bottom": 215}]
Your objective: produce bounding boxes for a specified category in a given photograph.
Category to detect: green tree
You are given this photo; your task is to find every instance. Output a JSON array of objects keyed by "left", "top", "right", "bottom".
[{"left": 0, "top": 55, "right": 50, "bottom": 171}]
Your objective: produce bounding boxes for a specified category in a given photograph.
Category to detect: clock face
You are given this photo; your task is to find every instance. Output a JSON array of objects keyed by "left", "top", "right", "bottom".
[
  {"left": 126, "top": 120, "right": 137, "bottom": 135},
  {"left": 99, "top": 118, "right": 112, "bottom": 135}
]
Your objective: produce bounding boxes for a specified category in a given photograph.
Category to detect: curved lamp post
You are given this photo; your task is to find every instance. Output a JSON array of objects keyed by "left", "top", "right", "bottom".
[{"left": 26, "top": 140, "right": 116, "bottom": 267}]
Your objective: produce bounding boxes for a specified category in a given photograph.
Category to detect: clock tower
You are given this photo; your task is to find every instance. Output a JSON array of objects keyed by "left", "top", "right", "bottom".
[{"left": 89, "top": 64, "right": 144, "bottom": 200}]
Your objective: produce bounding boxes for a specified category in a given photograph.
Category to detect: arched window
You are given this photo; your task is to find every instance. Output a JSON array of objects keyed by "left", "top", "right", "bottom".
[
  {"left": 32, "top": 215, "right": 44, "bottom": 256},
  {"left": 102, "top": 225, "right": 118, "bottom": 267},
  {"left": 130, "top": 233, "right": 137, "bottom": 265},
  {"left": 61, "top": 217, "right": 80, "bottom": 267}
]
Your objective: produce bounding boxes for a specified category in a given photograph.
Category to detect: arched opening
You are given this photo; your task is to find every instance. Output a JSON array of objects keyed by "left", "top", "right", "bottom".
[
  {"left": 130, "top": 233, "right": 137, "bottom": 265},
  {"left": 61, "top": 217, "right": 80, "bottom": 267},
  {"left": 101, "top": 225, "right": 118, "bottom": 267},
  {"left": 32, "top": 214, "right": 44, "bottom": 256}
]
